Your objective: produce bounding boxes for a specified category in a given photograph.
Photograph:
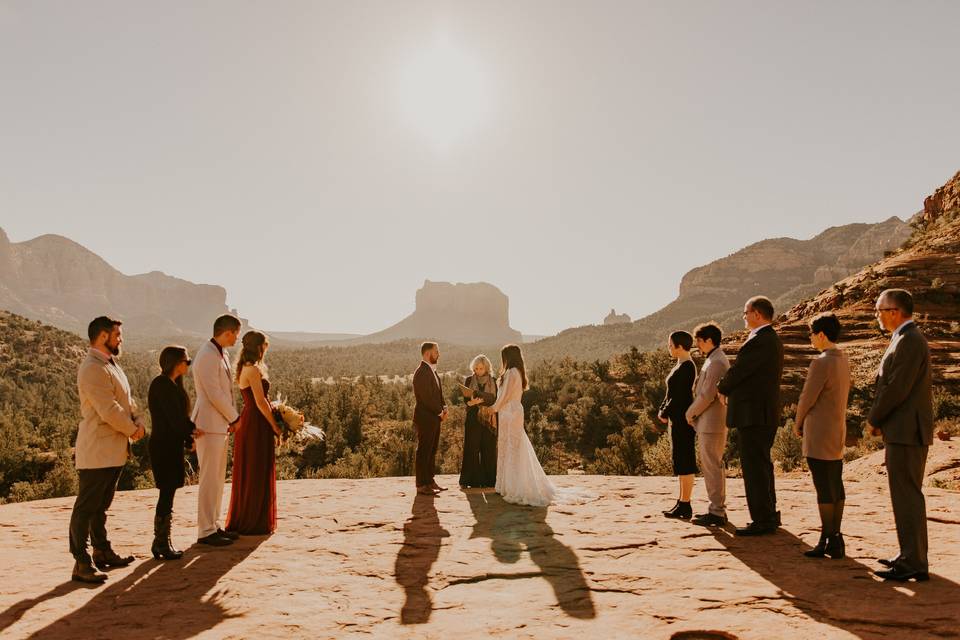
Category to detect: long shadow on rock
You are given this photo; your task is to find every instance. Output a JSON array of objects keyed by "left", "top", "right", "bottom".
[
  {"left": 395, "top": 493, "right": 450, "bottom": 624},
  {"left": 0, "top": 581, "right": 89, "bottom": 635},
  {"left": 24, "top": 536, "right": 266, "bottom": 640},
  {"left": 709, "top": 525, "right": 960, "bottom": 638},
  {"left": 465, "top": 490, "right": 596, "bottom": 619}
]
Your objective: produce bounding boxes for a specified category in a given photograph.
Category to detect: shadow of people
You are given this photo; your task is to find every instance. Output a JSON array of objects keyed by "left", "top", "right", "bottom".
[
  {"left": 0, "top": 581, "right": 90, "bottom": 635},
  {"left": 394, "top": 493, "right": 450, "bottom": 625},
  {"left": 466, "top": 490, "right": 596, "bottom": 619},
  {"left": 21, "top": 537, "right": 266, "bottom": 640},
  {"left": 709, "top": 525, "right": 960, "bottom": 638}
]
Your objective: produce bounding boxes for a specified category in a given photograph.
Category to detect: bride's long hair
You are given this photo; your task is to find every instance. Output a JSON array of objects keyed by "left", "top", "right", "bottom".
[{"left": 498, "top": 344, "right": 528, "bottom": 390}]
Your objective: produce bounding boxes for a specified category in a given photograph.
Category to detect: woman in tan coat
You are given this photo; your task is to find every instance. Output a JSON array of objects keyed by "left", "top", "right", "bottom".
[{"left": 794, "top": 312, "right": 850, "bottom": 559}]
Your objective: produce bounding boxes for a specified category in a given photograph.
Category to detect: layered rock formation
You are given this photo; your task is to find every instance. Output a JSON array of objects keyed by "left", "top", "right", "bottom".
[
  {"left": 361, "top": 280, "right": 522, "bottom": 346},
  {"left": 527, "top": 217, "right": 912, "bottom": 362},
  {"left": 0, "top": 228, "right": 234, "bottom": 340},
  {"left": 755, "top": 170, "right": 960, "bottom": 403},
  {"left": 1, "top": 466, "right": 958, "bottom": 639}
]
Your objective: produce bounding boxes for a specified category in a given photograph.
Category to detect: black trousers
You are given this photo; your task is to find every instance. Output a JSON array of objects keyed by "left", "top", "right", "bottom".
[
  {"left": 414, "top": 420, "right": 441, "bottom": 487},
  {"left": 69, "top": 466, "right": 123, "bottom": 562},
  {"left": 155, "top": 486, "right": 177, "bottom": 517},
  {"left": 459, "top": 420, "right": 497, "bottom": 487},
  {"left": 736, "top": 426, "right": 778, "bottom": 526}
]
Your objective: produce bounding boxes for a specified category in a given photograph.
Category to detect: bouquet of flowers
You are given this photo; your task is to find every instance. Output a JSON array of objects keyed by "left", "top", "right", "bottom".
[{"left": 271, "top": 394, "right": 325, "bottom": 444}]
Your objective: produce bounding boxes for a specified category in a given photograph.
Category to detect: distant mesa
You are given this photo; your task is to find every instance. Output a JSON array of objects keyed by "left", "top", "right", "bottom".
[
  {"left": 603, "top": 308, "right": 631, "bottom": 325},
  {"left": 360, "top": 280, "right": 522, "bottom": 346},
  {"left": 0, "top": 227, "right": 236, "bottom": 340}
]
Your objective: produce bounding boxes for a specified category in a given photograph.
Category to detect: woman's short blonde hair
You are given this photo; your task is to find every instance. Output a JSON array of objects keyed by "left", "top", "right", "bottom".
[{"left": 470, "top": 354, "right": 493, "bottom": 375}]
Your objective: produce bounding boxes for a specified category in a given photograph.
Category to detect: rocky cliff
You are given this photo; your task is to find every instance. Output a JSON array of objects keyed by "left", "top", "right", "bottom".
[
  {"left": 361, "top": 280, "right": 522, "bottom": 346},
  {"left": 0, "top": 228, "right": 234, "bottom": 340},
  {"left": 526, "top": 217, "right": 912, "bottom": 362},
  {"left": 764, "top": 170, "right": 960, "bottom": 402}
]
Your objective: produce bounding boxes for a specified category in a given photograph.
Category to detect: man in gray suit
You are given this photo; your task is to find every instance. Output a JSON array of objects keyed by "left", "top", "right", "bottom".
[
  {"left": 686, "top": 322, "right": 731, "bottom": 527},
  {"left": 869, "top": 288, "right": 934, "bottom": 582}
]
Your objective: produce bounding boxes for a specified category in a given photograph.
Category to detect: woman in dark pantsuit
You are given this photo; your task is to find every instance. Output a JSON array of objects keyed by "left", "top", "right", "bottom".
[
  {"left": 659, "top": 331, "right": 698, "bottom": 519},
  {"left": 794, "top": 312, "right": 850, "bottom": 559},
  {"left": 459, "top": 354, "right": 498, "bottom": 488},
  {"left": 148, "top": 346, "right": 201, "bottom": 560}
]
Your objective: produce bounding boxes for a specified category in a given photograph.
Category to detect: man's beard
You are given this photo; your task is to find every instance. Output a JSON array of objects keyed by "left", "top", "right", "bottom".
[
  {"left": 107, "top": 343, "right": 121, "bottom": 356},
  {"left": 428, "top": 354, "right": 438, "bottom": 365}
]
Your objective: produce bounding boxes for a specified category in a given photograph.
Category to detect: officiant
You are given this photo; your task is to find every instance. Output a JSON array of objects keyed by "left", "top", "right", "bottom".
[{"left": 459, "top": 355, "right": 498, "bottom": 488}]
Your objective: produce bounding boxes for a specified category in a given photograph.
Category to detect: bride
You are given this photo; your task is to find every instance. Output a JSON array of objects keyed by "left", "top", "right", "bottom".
[{"left": 490, "top": 344, "right": 558, "bottom": 506}]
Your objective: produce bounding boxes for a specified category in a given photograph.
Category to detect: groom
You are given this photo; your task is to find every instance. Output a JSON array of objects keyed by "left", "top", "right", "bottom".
[
  {"left": 413, "top": 342, "right": 447, "bottom": 496},
  {"left": 192, "top": 314, "right": 243, "bottom": 546}
]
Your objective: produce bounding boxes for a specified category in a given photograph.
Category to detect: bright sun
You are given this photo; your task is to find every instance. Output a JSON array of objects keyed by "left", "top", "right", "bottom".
[{"left": 396, "top": 34, "right": 493, "bottom": 151}]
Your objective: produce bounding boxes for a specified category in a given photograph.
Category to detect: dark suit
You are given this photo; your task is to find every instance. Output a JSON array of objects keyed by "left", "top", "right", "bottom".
[
  {"left": 868, "top": 321, "right": 934, "bottom": 573},
  {"left": 413, "top": 361, "right": 445, "bottom": 488},
  {"left": 717, "top": 324, "right": 784, "bottom": 527}
]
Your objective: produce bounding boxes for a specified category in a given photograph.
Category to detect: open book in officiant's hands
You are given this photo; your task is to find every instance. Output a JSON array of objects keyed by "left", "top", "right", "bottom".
[{"left": 457, "top": 382, "right": 475, "bottom": 398}]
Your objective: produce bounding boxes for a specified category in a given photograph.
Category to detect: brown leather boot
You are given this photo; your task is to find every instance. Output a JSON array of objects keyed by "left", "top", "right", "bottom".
[
  {"left": 92, "top": 547, "right": 134, "bottom": 568},
  {"left": 72, "top": 559, "right": 107, "bottom": 584}
]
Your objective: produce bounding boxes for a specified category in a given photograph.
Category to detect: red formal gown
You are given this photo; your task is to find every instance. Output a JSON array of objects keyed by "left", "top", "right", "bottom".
[{"left": 225, "top": 379, "right": 277, "bottom": 534}]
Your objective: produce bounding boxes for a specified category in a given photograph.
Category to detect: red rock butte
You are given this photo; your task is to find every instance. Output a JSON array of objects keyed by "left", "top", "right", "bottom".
[{"left": 0, "top": 443, "right": 958, "bottom": 639}]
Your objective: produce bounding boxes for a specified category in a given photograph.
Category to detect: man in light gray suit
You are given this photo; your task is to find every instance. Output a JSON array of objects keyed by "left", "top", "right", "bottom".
[
  {"left": 869, "top": 289, "right": 934, "bottom": 582},
  {"left": 685, "top": 322, "right": 731, "bottom": 527}
]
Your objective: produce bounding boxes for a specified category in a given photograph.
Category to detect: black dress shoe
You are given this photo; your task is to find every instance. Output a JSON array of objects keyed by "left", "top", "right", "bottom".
[
  {"left": 735, "top": 522, "right": 777, "bottom": 536},
  {"left": 217, "top": 528, "right": 240, "bottom": 540},
  {"left": 878, "top": 556, "right": 900, "bottom": 568},
  {"left": 92, "top": 547, "right": 134, "bottom": 568},
  {"left": 72, "top": 560, "right": 107, "bottom": 584},
  {"left": 875, "top": 567, "right": 930, "bottom": 582},
  {"left": 692, "top": 512, "right": 727, "bottom": 527},
  {"left": 198, "top": 532, "right": 233, "bottom": 546}
]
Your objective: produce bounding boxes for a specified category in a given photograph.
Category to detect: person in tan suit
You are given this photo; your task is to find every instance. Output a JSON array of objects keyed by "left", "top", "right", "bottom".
[
  {"left": 869, "top": 289, "right": 934, "bottom": 582},
  {"left": 685, "top": 322, "right": 730, "bottom": 527},
  {"left": 69, "top": 316, "right": 146, "bottom": 583},
  {"left": 794, "top": 312, "right": 850, "bottom": 559}
]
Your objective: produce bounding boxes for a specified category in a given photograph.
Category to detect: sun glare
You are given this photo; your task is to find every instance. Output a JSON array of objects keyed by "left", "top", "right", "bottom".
[{"left": 396, "top": 34, "right": 493, "bottom": 151}]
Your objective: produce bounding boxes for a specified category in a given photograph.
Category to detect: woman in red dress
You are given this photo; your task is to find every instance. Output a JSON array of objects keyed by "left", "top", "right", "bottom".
[{"left": 225, "top": 331, "right": 281, "bottom": 535}]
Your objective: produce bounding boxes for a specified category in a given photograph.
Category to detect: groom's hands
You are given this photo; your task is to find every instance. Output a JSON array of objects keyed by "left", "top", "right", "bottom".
[{"left": 440, "top": 408, "right": 449, "bottom": 421}]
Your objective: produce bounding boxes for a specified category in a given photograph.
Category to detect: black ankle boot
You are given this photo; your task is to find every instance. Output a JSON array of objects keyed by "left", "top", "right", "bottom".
[
  {"left": 825, "top": 532, "right": 845, "bottom": 559},
  {"left": 664, "top": 500, "right": 692, "bottom": 520},
  {"left": 152, "top": 514, "right": 184, "bottom": 561},
  {"left": 804, "top": 534, "right": 829, "bottom": 558}
]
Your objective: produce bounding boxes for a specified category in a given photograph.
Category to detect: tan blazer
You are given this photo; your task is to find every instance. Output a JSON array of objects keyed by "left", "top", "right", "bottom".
[
  {"left": 75, "top": 349, "right": 139, "bottom": 469},
  {"left": 686, "top": 347, "right": 730, "bottom": 434},
  {"left": 191, "top": 339, "right": 240, "bottom": 435},
  {"left": 796, "top": 348, "right": 850, "bottom": 460}
]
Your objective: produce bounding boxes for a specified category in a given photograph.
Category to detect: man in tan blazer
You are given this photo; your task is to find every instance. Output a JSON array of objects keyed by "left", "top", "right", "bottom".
[
  {"left": 869, "top": 289, "right": 934, "bottom": 582},
  {"left": 69, "top": 316, "right": 145, "bottom": 583},
  {"left": 192, "top": 314, "right": 242, "bottom": 546},
  {"left": 686, "top": 322, "right": 730, "bottom": 526}
]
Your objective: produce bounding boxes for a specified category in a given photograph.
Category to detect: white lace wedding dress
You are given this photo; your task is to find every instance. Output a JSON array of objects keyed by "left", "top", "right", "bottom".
[{"left": 491, "top": 368, "right": 558, "bottom": 506}]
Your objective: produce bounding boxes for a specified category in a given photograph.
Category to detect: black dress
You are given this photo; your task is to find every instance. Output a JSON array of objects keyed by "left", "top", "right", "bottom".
[
  {"left": 147, "top": 375, "right": 196, "bottom": 490},
  {"left": 659, "top": 359, "right": 698, "bottom": 476},
  {"left": 459, "top": 375, "right": 498, "bottom": 488}
]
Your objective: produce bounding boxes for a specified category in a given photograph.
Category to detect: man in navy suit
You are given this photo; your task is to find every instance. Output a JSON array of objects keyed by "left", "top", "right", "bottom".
[{"left": 718, "top": 296, "right": 784, "bottom": 536}]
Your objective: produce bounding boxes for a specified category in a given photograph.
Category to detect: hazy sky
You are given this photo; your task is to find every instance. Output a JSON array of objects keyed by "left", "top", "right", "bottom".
[{"left": 2, "top": 1, "right": 958, "bottom": 335}]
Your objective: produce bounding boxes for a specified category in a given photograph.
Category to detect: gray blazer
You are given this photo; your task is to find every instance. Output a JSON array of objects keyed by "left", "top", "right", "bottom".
[
  {"left": 686, "top": 347, "right": 730, "bottom": 434},
  {"left": 796, "top": 348, "right": 850, "bottom": 460},
  {"left": 868, "top": 322, "right": 934, "bottom": 446}
]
